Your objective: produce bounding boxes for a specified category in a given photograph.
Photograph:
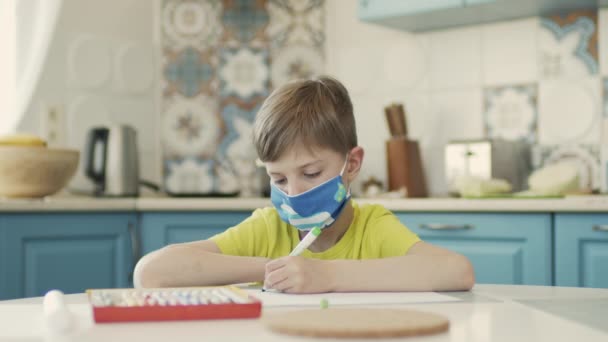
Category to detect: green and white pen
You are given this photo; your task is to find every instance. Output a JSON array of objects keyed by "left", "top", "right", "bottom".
[
  {"left": 289, "top": 227, "right": 322, "bottom": 256},
  {"left": 262, "top": 227, "right": 322, "bottom": 292}
]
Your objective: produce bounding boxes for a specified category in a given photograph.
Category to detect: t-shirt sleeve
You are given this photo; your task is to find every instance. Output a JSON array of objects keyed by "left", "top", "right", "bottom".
[
  {"left": 370, "top": 212, "right": 421, "bottom": 258},
  {"left": 209, "top": 208, "right": 270, "bottom": 257}
]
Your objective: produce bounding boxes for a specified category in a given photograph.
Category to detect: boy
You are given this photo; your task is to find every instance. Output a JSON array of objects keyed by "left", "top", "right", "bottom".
[{"left": 134, "top": 76, "right": 475, "bottom": 293}]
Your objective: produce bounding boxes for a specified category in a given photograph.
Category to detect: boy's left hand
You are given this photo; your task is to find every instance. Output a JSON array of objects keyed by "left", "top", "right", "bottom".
[{"left": 264, "top": 256, "right": 334, "bottom": 294}]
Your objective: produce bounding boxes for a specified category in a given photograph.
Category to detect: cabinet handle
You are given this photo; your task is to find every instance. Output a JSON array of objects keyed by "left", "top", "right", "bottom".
[
  {"left": 592, "top": 225, "right": 608, "bottom": 232},
  {"left": 419, "top": 223, "right": 474, "bottom": 231}
]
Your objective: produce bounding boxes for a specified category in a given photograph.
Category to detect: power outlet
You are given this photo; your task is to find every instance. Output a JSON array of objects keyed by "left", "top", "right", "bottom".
[{"left": 40, "top": 103, "right": 66, "bottom": 147}]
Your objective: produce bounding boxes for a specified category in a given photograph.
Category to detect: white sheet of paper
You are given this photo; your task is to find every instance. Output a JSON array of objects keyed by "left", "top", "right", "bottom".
[{"left": 244, "top": 289, "right": 460, "bottom": 307}]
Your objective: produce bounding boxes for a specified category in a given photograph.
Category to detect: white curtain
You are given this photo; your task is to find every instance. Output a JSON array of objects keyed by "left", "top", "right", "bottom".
[
  {"left": 0, "top": 0, "right": 16, "bottom": 136},
  {"left": 0, "top": 0, "right": 62, "bottom": 136}
]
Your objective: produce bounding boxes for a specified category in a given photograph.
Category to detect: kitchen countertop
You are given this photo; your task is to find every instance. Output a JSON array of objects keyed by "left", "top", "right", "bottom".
[
  {"left": 1, "top": 284, "right": 607, "bottom": 341},
  {"left": 0, "top": 195, "right": 137, "bottom": 212},
  {"left": 1, "top": 194, "right": 608, "bottom": 212}
]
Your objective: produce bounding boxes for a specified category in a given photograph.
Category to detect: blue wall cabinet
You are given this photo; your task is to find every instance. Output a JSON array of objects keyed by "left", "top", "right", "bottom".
[
  {"left": 358, "top": 0, "right": 463, "bottom": 19},
  {"left": 358, "top": 0, "right": 596, "bottom": 32},
  {"left": 464, "top": 0, "right": 495, "bottom": 4},
  {"left": 397, "top": 213, "right": 553, "bottom": 285},
  {"left": 140, "top": 212, "right": 251, "bottom": 255},
  {"left": 555, "top": 214, "right": 608, "bottom": 288},
  {"left": 0, "top": 213, "right": 136, "bottom": 300}
]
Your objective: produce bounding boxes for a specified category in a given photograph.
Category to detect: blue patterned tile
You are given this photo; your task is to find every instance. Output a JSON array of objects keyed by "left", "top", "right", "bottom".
[
  {"left": 164, "top": 158, "right": 215, "bottom": 194},
  {"left": 222, "top": 0, "right": 269, "bottom": 45},
  {"left": 484, "top": 84, "right": 538, "bottom": 142},
  {"left": 218, "top": 103, "right": 259, "bottom": 157},
  {"left": 161, "top": 95, "right": 222, "bottom": 158},
  {"left": 271, "top": 44, "right": 323, "bottom": 87},
  {"left": 158, "top": 0, "right": 325, "bottom": 195},
  {"left": 164, "top": 47, "right": 217, "bottom": 98},
  {"left": 216, "top": 102, "right": 264, "bottom": 196},
  {"left": 219, "top": 47, "right": 270, "bottom": 100},
  {"left": 161, "top": 0, "right": 223, "bottom": 48},
  {"left": 539, "top": 10, "right": 598, "bottom": 78},
  {"left": 267, "top": 0, "right": 325, "bottom": 50}
]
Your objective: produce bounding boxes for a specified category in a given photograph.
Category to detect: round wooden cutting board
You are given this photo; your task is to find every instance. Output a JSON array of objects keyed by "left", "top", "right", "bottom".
[{"left": 263, "top": 308, "right": 450, "bottom": 338}]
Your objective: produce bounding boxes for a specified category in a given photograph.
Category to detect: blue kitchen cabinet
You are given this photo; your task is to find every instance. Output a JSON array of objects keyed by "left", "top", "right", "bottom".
[
  {"left": 555, "top": 214, "right": 608, "bottom": 288},
  {"left": 139, "top": 212, "right": 252, "bottom": 255},
  {"left": 396, "top": 212, "right": 552, "bottom": 285},
  {"left": 358, "top": 0, "right": 596, "bottom": 32},
  {"left": 0, "top": 213, "right": 136, "bottom": 300},
  {"left": 358, "top": 0, "right": 463, "bottom": 20},
  {"left": 464, "top": 0, "right": 495, "bottom": 4}
]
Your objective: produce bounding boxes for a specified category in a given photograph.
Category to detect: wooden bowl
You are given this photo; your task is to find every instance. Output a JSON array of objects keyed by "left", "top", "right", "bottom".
[{"left": 0, "top": 146, "right": 79, "bottom": 198}]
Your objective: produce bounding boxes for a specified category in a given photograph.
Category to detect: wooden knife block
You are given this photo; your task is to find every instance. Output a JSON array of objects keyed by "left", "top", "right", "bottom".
[{"left": 386, "top": 137, "right": 427, "bottom": 197}]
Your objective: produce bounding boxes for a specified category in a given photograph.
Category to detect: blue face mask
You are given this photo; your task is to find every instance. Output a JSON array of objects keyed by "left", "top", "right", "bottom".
[{"left": 270, "top": 157, "right": 351, "bottom": 231}]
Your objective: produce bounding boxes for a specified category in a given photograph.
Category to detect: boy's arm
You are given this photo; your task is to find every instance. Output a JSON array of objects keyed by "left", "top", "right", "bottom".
[
  {"left": 264, "top": 242, "right": 474, "bottom": 293},
  {"left": 328, "top": 241, "right": 475, "bottom": 292},
  {"left": 134, "top": 240, "right": 269, "bottom": 288}
]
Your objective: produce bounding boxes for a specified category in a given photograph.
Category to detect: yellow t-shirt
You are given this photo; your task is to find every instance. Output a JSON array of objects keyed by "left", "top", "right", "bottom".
[{"left": 210, "top": 201, "right": 420, "bottom": 260}]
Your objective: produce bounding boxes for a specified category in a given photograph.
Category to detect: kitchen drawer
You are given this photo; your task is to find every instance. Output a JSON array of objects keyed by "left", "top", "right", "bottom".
[
  {"left": 555, "top": 213, "right": 608, "bottom": 288},
  {"left": 139, "top": 212, "right": 251, "bottom": 254},
  {"left": 396, "top": 212, "right": 552, "bottom": 285}
]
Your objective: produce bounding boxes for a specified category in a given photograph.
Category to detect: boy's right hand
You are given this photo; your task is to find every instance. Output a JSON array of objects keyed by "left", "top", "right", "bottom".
[{"left": 263, "top": 256, "right": 335, "bottom": 294}]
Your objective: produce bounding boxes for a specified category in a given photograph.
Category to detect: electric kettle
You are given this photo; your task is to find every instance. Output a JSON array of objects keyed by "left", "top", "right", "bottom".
[{"left": 84, "top": 124, "right": 139, "bottom": 196}]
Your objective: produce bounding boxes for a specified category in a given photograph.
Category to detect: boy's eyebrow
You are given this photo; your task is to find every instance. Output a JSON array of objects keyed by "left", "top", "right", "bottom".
[
  {"left": 296, "top": 160, "right": 323, "bottom": 169},
  {"left": 268, "top": 160, "right": 323, "bottom": 175}
]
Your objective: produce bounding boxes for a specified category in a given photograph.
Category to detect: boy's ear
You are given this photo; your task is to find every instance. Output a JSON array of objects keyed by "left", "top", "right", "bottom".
[{"left": 346, "top": 146, "right": 364, "bottom": 181}]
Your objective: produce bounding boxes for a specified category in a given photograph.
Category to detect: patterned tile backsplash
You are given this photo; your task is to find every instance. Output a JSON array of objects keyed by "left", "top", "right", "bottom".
[
  {"left": 484, "top": 84, "right": 538, "bottom": 142},
  {"left": 424, "top": 8, "right": 608, "bottom": 194},
  {"left": 538, "top": 10, "right": 598, "bottom": 79},
  {"left": 159, "top": 0, "right": 324, "bottom": 196},
  {"left": 472, "top": 9, "right": 605, "bottom": 193},
  {"left": 155, "top": 1, "right": 608, "bottom": 196},
  {"left": 533, "top": 10, "right": 603, "bottom": 191}
]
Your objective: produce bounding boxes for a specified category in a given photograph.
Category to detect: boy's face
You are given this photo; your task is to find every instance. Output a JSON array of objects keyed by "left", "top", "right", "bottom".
[{"left": 265, "top": 144, "right": 349, "bottom": 196}]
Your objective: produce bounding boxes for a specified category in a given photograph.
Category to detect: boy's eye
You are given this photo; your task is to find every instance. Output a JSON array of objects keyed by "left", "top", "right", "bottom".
[
  {"left": 304, "top": 171, "right": 321, "bottom": 178},
  {"left": 273, "top": 178, "right": 287, "bottom": 185}
]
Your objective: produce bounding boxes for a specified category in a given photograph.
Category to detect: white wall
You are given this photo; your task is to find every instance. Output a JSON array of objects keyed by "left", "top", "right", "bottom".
[
  {"left": 18, "top": 0, "right": 158, "bottom": 191},
  {"left": 325, "top": 0, "right": 458, "bottom": 196}
]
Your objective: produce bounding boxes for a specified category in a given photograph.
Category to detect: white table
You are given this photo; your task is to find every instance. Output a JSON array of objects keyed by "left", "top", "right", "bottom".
[{"left": 1, "top": 284, "right": 607, "bottom": 341}]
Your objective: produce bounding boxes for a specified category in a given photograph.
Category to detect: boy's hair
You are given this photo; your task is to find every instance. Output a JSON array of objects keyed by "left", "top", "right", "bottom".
[{"left": 253, "top": 76, "right": 357, "bottom": 162}]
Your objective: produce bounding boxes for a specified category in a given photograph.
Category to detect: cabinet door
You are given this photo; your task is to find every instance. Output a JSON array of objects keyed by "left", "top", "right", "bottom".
[
  {"left": 0, "top": 213, "right": 135, "bottom": 300},
  {"left": 140, "top": 212, "right": 251, "bottom": 254},
  {"left": 396, "top": 213, "right": 552, "bottom": 285},
  {"left": 555, "top": 214, "right": 608, "bottom": 288},
  {"left": 358, "top": 0, "right": 463, "bottom": 19}
]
